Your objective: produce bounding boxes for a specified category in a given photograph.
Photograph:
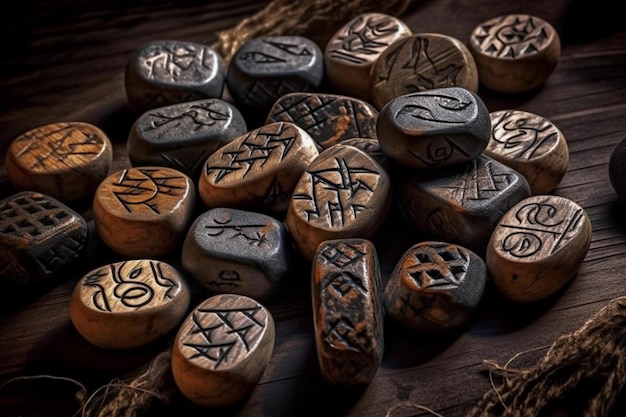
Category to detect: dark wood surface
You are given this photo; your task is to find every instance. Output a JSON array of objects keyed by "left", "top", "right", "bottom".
[{"left": 2, "top": 1, "right": 626, "bottom": 416}]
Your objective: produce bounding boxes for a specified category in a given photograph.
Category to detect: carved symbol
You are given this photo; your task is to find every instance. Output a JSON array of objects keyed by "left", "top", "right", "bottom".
[
  {"left": 323, "top": 271, "right": 368, "bottom": 299},
  {"left": 15, "top": 123, "right": 102, "bottom": 169},
  {"left": 408, "top": 136, "right": 471, "bottom": 167},
  {"left": 205, "top": 123, "right": 296, "bottom": 183},
  {"left": 436, "top": 158, "right": 515, "bottom": 203},
  {"left": 328, "top": 15, "right": 399, "bottom": 64},
  {"left": 490, "top": 111, "right": 559, "bottom": 160},
  {"left": 204, "top": 211, "right": 269, "bottom": 247},
  {"left": 0, "top": 194, "right": 67, "bottom": 238},
  {"left": 83, "top": 260, "right": 179, "bottom": 312},
  {"left": 183, "top": 304, "right": 265, "bottom": 368},
  {"left": 375, "top": 37, "right": 464, "bottom": 92},
  {"left": 396, "top": 95, "right": 471, "bottom": 123},
  {"left": 320, "top": 241, "right": 366, "bottom": 268},
  {"left": 473, "top": 15, "right": 550, "bottom": 58},
  {"left": 146, "top": 102, "right": 230, "bottom": 133},
  {"left": 293, "top": 157, "right": 379, "bottom": 227},
  {"left": 265, "top": 40, "right": 312, "bottom": 56},
  {"left": 398, "top": 291, "right": 441, "bottom": 325},
  {"left": 204, "top": 270, "right": 242, "bottom": 292},
  {"left": 403, "top": 244, "right": 469, "bottom": 291},
  {"left": 140, "top": 42, "right": 215, "bottom": 82},
  {"left": 111, "top": 168, "right": 186, "bottom": 214},
  {"left": 499, "top": 201, "right": 584, "bottom": 258}
]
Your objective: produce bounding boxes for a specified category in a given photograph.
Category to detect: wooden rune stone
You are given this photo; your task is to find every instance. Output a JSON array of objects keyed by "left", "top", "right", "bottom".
[
  {"left": 376, "top": 86, "right": 491, "bottom": 171},
  {"left": 486, "top": 195, "right": 592, "bottom": 303},
  {"left": 398, "top": 154, "right": 531, "bottom": 256},
  {"left": 198, "top": 121, "right": 319, "bottom": 213},
  {"left": 70, "top": 259, "right": 191, "bottom": 349},
  {"left": 181, "top": 207, "right": 292, "bottom": 302},
  {"left": 92, "top": 166, "right": 196, "bottom": 257},
  {"left": 369, "top": 33, "right": 479, "bottom": 110},
  {"left": 286, "top": 144, "right": 392, "bottom": 261},
  {"left": 311, "top": 238, "right": 384, "bottom": 386},
  {"left": 171, "top": 293, "right": 275, "bottom": 407},
  {"left": 127, "top": 98, "right": 248, "bottom": 180},
  {"left": 383, "top": 241, "right": 487, "bottom": 332},
  {"left": 485, "top": 109, "right": 569, "bottom": 194},
  {"left": 125, "top": 40, "right": 225, "bottom": 114},
  {"left": 226, "top": 35, "right": 324, "bottom": 110},
  {"left": 266, "top": 92, "right": 379, "bottom": 150},
  {"left": 0, "top": 191, "right": 88, "bottom": 288},
  {"left": 5, "top": 122, "right": 113, "bottom": 203},
  {"left": 468, "top": 14, "right": 561, "bottom": 94},
  {"left": 324, "top": 12, "right": 412, "bottom": 100}
]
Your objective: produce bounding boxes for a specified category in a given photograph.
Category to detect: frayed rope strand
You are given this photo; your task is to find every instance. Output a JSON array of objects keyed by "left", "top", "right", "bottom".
[
  {"left": 79, "top": 349, "right": 175, "bottom": 417},
  {"left": 465, "top": 296, "right": 626, "bottom": 417}
]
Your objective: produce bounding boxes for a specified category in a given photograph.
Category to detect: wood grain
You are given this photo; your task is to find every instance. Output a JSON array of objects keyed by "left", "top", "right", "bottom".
[{"left": 2, "top": 0, "right": 626, "bottom": 416}]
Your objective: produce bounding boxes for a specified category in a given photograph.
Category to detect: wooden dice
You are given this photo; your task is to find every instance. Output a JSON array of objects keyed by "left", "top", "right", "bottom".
[
  {"left": 484, "top": 109, "right": 569, "bottom": 194},
  {"left": 370, "top": 33, "right": 479, "bottom": 110},
  {"left": 171, "top": 293, "right": 275, "bottom": 407},
  {"left": 266, "top": 92, "right": 379, "bottom": 149},
  {"left": 311, "top": 238, "right": 384, "bottom": 386},
  {"left": 286, "top": 144, "right": 392, "bottom": 261},
  {"left": 198, "top": 121, "right": 319, "bottom": 213},
  {"left": 181, "top": 207, "right": 292, "bottom": 301},
  {"left": 376, "top": 87, "right": 491, "bottom": 170},
  {"left": 226, "top": 35, "right": 324, "bottom": 110},
  {"left": 383, "top": 241, "right": 487, "bottom": 331},
  {"left": 0, "top": 191, "right": 88, "bottom": 288},
  {"left": 5, "top": 122, "right": 113, "bottom": 203},
  {"left": 125, "top": 40, "right": 225, "bottom": 114},
  {"left": 70, "top": 259, "right": 191, "bottom": 349},
  {"left": 92, "top": 166, "right": 196, "bottom": 257},
  {"left": 468, "top": 14, "right": 561, "bottom": 94},
  {"left": 324, "top": 12, "right": 412, "bottom": 100},
  {"left": 398, "top": 154, "right": 531, "bottom": 256},
  {"left": 486, "top": 195, "right": 592, "bottom": 303},
  {"left": 127, "top": 98, "right": 248, "bottom": 180}
]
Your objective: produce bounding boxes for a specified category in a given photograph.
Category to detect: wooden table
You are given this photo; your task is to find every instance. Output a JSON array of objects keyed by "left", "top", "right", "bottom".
[{"left": 2, "top": 1, "right": 626, "bottom": 416}]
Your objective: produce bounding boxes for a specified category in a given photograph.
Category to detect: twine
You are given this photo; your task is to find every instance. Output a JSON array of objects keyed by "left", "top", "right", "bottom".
[
  {"left": 465, "top": 296, "right": 626, "bottom": 417},
  {"left": 210, "top": 0, "right": 412, "bottom": 65}
]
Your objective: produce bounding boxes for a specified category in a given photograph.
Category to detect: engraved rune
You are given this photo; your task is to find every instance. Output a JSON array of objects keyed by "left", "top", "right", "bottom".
[
  {"left": 499, "top": 202, "right": 585, "bottom": 258},
  {"left": 141, "top": 43, "right": 215, "bottom": 81},
  {"left": 377, "top": 37, "right": 463, "bottom": 91},
  {"left": 15, "top": 123, "right": 101, "bottom": 169},
  {"left": 146, "top": 102, "right": 229, "bottom": 134},
  {"left": 490, "top": 111, "right": 559, "bottom": 160},
  {"left": 183, "top": 305, "right": 265, "bottom": 368},
  {"left": 204, "top": 213, "right": 268, "bottom": 247},
  {"left": 111, "top": 168, "right": 185, "bottom": 214},
  {"left": 403, "top": 244, "right": 469, "bottom": 291},
  {"left": 320, "top": 241, "right": 366, "bottom": 268},
  {"left": 293, "top": 157, "right": 379, "bottom": 226},
  {"left": 328, "top": 15, "right": 398, "bottom": 64},
  {"left": 0, "top": 195, "right": 67, "bottom": 238},
  {"left": 206, "top": 124, "right": 296, "bottom": 183},
  {"left": 323, "top": 271, "right": 368, "bottom": 299},
  {"left": 474, "top": 15, "right": 549, "bottom": 58},
  {"left": 437, "top": 158, "right": 514, "bottom": 203}
]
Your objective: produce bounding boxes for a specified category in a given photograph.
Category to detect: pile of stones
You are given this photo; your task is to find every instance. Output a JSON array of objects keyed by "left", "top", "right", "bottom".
[{"left": 0, "top": 11, "right": 594, "bottom": 408}]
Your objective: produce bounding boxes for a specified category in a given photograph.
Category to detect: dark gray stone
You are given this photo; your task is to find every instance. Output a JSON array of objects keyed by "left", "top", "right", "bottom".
[
  {"left": 127, "top": 98, "right": 247, "bottom": 180},
  {"left": 181, "top": 207, "right": 292, "bottom": 301},
  {"left": 226, "top": 36, "right": 324, "bottom": 110},
  {"left": 376, "top": 87, "right": 491, "bottom": 170},
  {"left": 0, "top": 191, "right": 88, "bottom": 288},
  {"left": 125, "top": 40, "right": 225, "bottom": 114}
]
